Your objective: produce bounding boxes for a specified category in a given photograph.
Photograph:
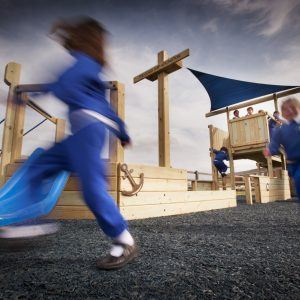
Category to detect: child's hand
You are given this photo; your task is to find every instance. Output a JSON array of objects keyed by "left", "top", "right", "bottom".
[
  {"left": 121, "top": 138, "right": 132, "bottom": 148},
  {"left": 263, "top": 148, "right": 271, "bottom": 157}
]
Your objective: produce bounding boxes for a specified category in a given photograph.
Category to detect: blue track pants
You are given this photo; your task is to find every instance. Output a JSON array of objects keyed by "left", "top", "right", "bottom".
[
  {"left": 28, "top": 122, "right": 127, "bottom": 238},
  {"left": 287, "top": 163, "right": 300, "bottom": 203},
  {"left": 213, "top": 160, "right": 228, "bottom": 174}
]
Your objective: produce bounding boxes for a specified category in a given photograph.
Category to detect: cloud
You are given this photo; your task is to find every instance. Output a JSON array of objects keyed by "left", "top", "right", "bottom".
[
  {"left": 1, "top": 0, "right": 299, "bottom": 173},
  {"left": 202, "top": 18, "right": 218, "bottom": 33},
  {"left": 212, "top": 0, "right": 300, "bottom": 37}
]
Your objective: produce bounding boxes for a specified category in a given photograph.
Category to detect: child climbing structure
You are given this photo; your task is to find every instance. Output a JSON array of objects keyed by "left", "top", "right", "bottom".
[{"left": 0, "top": 51, "right": 237, "bottom": 221}]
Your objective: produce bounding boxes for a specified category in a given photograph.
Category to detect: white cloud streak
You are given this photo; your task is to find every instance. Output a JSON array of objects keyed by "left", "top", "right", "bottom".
[{"left": 213, "top": 0, "right": 300, "bottom": 37}]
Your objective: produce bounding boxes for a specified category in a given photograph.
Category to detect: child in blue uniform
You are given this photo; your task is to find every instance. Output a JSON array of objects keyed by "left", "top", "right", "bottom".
[
  {"left": 11, "top": 17, "right": 137, "bottom": 270},
  {"left": 268, "top": 111, "right": 282, "bottom": 139},
  {"left": 210, "top": 147, "right": 229, "bottom": 177},
  {"left": 264, "top": 98, "right": 300, "bottom": 202}
]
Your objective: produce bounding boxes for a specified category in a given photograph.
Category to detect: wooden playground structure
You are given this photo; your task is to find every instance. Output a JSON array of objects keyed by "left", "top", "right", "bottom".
[{"left": 1, "top": 49, "right": 297, "bottom": 220}]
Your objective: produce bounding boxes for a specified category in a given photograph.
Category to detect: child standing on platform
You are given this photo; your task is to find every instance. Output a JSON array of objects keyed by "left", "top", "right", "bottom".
[
  {"left": 10, "top": 17, "right": 137, "bottom": 270},
  {"left": 264, "top": 98, "right": 300, "bottom": 202},
  {"left": 210, "top": 147, "right": 229, "bottom": 177}
]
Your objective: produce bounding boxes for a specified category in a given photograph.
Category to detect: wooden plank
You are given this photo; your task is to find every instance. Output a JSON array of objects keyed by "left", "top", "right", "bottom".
[
  {"left": 120, "top": 178, "right": 187, "bottom": 192},
  {"left": 1, "top": 62, "right": 21, "bottom": 184},
  {"left": 120, "top": 190, "right": 235, "bottom": 206},
  {"left": 5, "top": 162, "right": 118, "bottom": 177},
  {"left": 26, "top": 99, "right": 57, "bottom": 124},
  {"left": 120, "top": 164, "right": 187, "bottom": 180},
  {"left": 57, "top": 191, "right": 117, "bottom": 206},
  {"left": 253, "top": 177, "right": 261, "bottom": 203},
  {"left": 63, "top": 177, "right": 117, "bottom": 191},
  {"left": 11, "top": 94, "right": 26, "bottom": 161},
  {"left": 267, "top": 156, "right": 274, "bottom": 178},
  {"left": 55, "top": 118, "right": 66, "bottom": 142},
  {"left": 121, "top": 197, "right": 237, "bottom": 220},
  {"left": 205, "top": 87, "right": 300, "bottom": 118},
  {"left": 47, "top": 206, "right": 95, "bottom": 220},
  {"left": 133, "top": 49, "right": 189, "bottom": 83},
  {"left": 208, "top": 125, "right": 219, "bottom": 190},
  {"left": 226, "top": 110, "right": 235, "bottom": 190},
  {"left": 157, "top": 50, "right": 171, "bottom": 168},
  {"left": 244, "top": 176, "right": 253, "bottom": 205},
  {"left": 191, "top": 181, "right": 212, "bottom": 191},
  {"left": 109, "top": 81, "right": 125, "bottom": 163},
  {"left": 4, "top": 176, "right": 118, "bottom": 191}
]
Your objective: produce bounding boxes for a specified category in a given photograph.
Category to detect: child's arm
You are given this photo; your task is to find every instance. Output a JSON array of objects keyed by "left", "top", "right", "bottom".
[
  {"left": 264, "top": 128, "right": 281, "bottom": 157},
  {"left": 209, "top": 148, "right": 218, "bottom": 154}
]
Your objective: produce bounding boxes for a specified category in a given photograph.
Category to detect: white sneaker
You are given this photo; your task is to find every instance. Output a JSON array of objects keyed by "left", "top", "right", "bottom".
[{"left": 0, "top": 223, "right": 59, "bottom": 239}]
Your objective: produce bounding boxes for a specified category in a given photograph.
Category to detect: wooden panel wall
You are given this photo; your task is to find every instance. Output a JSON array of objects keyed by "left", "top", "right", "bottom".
[
  {"left": 120, "top": 190, "right": 237, "bottom": 220},
  {"left": 254, "top": 171, "right": 291, "bottom": 203},
  {"left": 5, "top": 161, "right": 238, "bottom": 220},
  {"left": 229, "top": 113, "right": 269, "bottom": 149}
]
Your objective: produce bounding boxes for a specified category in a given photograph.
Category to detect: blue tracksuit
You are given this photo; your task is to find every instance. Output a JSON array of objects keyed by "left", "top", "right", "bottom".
[
  {"left": 269, "top": 120, "right": 300, "bottom": 201},
  {"left": 213, "top": 149, "right": 228, "bottom": 174},
  {"left": 28, "top": 51, "right": 129, "bottom": 238},
  {"left": 268, "top": 118, "right": 278, "bottom": 139}
]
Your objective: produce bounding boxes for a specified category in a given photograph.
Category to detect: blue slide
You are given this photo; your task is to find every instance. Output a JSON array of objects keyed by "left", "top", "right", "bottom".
[{"left": 0, "top": 148, "right": 69, "bottom": 227}]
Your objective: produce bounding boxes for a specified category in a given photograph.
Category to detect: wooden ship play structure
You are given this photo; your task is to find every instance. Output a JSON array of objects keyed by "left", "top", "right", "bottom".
[{"left": 1, "top": 48, "right": 298, "bottom": 220}]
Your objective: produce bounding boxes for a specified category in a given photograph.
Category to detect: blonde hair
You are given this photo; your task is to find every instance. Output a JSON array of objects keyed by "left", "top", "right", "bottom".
[{"left": 281, "top": 97, "right": 300, "bottom": 110}]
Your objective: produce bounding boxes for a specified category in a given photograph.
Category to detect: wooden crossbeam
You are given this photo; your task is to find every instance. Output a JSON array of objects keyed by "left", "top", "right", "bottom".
[
  {"left": 133, "top": 49, "right": 189, "bottom": 84},
  {"left": 133, "top": 49, "right": 190, "bottom": 167}
]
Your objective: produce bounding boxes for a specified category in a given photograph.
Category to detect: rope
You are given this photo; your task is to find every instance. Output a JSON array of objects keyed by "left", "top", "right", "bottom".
[{"left": 23, "top": 118, "right": 48, "bottom": 137}]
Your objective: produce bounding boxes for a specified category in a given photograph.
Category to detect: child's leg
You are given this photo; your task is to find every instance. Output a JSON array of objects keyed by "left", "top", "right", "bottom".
[
  {"left": 65, "top": 123, "right": 127, "bottom": 237},
  {"left": 214, "top": 161, "right": 227, "bottom": 175},
  {"left": 290, "top": 164, "right": 300, "bottom": 202},
  {"left": 0, "top": 142, "right": 70, "bottom": 239},
  {"left": 65, "top": 123, "right": 136, "bottom": 269},
  {"left": 28, "top": 142, "right": 70, "bottom": 183}
]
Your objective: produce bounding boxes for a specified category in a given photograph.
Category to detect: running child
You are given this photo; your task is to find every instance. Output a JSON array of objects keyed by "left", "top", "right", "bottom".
[
  {"left": 264, "top": 97, "right": 300, "bottom": 202},
  {"left": 3, "top": 17, "right": 137, "bottom": 270}
]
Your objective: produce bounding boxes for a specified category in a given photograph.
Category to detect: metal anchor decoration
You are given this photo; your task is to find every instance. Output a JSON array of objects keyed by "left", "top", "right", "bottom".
[{"left": 120, "top": 163, "right": 144, "bottom": 196}]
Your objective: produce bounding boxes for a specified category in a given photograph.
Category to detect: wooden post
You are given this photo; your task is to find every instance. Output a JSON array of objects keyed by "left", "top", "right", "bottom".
[
  {"left": 267, "top": 156, "right": 274, "bottom": 178},
  {"left": 221, "top": 176, "right": 226, "bottom": 190},
  {"left": 157, "top": 51, "right": 170, "bottom": 167},
  {"left": 191, "top": 181, "right": 197, "bottom": 191},
  {"left": 55, "top": 119, "right": 66, "bottom": 142},
  {"left": 256, "top": 162, "right": 261, "bottom": 175},
  {"left": 208, "top": 125, "right": 219, "bottom": 190},
  {"left": 109, "top": 81, "right": 125, "bottom": 163},
  {"left": 252, "top": 177, "right": 261, "bottom": 203},
  {"left": 273, "top": 93, "right": 278, "bottom": 111},
  {"left": 244, "top": 176, "right": 253, "bottom": 205},
  {"left": 11, "top": 93, "right": 26, "bottom": 161},
  {"left": 0, "top": 62, "right": 21, "bottom": 185},
  {"left": 133, "top": 49, "right": 190, "bottom": 167},
  {"left": 226, "top": 108, "right": 235, "bottom": 190},
  {"left": 274, "top": 168, "right": 282, "bottom": 179}
]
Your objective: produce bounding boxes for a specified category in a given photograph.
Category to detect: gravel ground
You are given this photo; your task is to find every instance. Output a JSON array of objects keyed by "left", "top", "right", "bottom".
[{"left": 0, "top": 201, "right": 299, "bottom": 300}]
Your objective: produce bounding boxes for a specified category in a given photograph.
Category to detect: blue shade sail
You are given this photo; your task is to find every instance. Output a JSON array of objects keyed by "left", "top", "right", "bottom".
[{"left": 188, "top": 68, "right": 298, "bottom": 112}]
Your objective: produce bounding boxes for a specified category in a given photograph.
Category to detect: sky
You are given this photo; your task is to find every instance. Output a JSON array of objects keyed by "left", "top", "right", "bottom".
[{"left": 0, "top": 0, "right": 300, "bottom": 175}]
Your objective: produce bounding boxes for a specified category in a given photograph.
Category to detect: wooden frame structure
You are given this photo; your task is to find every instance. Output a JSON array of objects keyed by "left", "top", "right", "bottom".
[
  {"left": 207, "top": 85, "right": 297, "bottom": 201},
  {"left": 1, "top": 58, "right": 238, "bottom": 220}
]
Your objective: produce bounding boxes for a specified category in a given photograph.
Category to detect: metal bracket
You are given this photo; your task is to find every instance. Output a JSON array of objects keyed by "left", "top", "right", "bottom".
[
  {"left": 120, "top": 163, "right": 144, "bottom": 196},
  {"left": 266, "top": 183, "right": 270, "bottom": 191}
]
